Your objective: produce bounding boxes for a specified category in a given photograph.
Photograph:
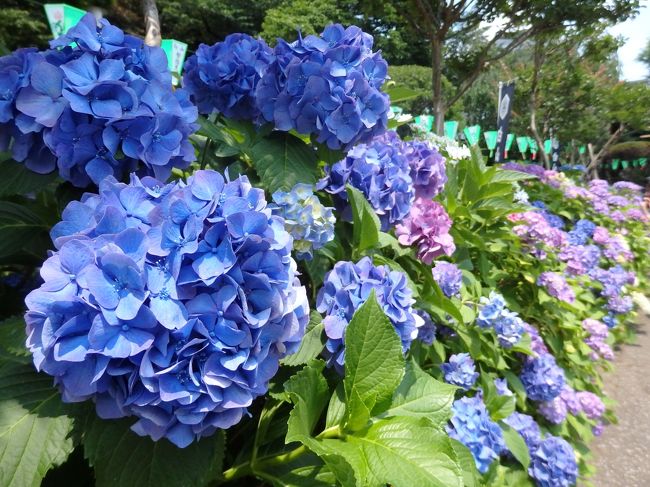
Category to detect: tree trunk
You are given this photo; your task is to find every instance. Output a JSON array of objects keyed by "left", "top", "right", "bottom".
[
  {"left": 431, "top": 36, "right": 445, "bottom": 135},
  {"left": 529, "top": 39, "right": 549, "bottom": 168},
  {"left": 586, "top": 124, "right": 624, "bottom": 179},
  {"left": 142, "top": 0, "right": 162, "bottom": 47}
]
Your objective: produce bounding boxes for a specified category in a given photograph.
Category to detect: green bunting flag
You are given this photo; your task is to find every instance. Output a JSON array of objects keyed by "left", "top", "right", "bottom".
[
  {"left": 640, "top": 158, "right": 647, "bottom": 167},
  {"left": 544, "top": 139, "right": 552, "bottom": 154},
  {"left": 415, "top": 115, "right": 434, "bottom": 132},
  {"left": 516, "top": 136, "right": 529, "bottom": 155},
  {"left": 579, "top": 145, "right": 586, "bottom": 155},
  {"left": 621, "top": 160, "right": 629, "bottom": 169},
  {"left": 464, "top": 125, "right": 481, "bottom": 146},
  {"left": 633, "top": 159, "right": 639, "bottom": 167},
  {"left": 390, "top": 106, "right": 403, "bottom": 115},
  {"left": 444, "top": 120, "right": 459, "bottom": 140},
  {"left": 161, "top": 39, "right": 188, "bottom": 84},
  {"left": 527, "top": 137, "right": 538, "bottom": 154},
  {"left": 43, "top": 3, "right": 86, "bottom": 38},
  {"left": 612, "top": 159, "right": 620, "bottom": 170},
  {"left": 483, "top": 130, "right": 497, "bottom": 157},
  {"left": 505, "top": 133, "right": 515, "bottom": 151}
]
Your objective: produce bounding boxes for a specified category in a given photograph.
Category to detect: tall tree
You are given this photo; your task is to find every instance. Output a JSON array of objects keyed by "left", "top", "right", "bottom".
[{"left": 381, "top": 0, "right": 639, "bottom": 134}]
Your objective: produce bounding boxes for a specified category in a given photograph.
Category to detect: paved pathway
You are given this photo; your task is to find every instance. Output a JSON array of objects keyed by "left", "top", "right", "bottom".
[{"left": 588, "top": 304, "right": 650, "bottom": 487}]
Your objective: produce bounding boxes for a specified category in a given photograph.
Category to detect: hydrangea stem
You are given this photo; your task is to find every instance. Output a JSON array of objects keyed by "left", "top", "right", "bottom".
[{"left": 219, "top": 425, "right": 341, "bottom": 484}]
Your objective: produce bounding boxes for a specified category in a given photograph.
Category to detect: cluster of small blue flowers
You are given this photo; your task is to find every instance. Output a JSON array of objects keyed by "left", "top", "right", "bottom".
[
  {"left": 182, "top": 34, "right": 273, "bottom": 119},
  {"left": 566, "top": 219, "right": 596, "bottom": 245},
  {"left": 520, "top": 354, "right": 566, "bottom": 401},
  {"left": 255, "top": 24, "right": 390, "bottom": 149},
  {"left": 432, "top": 261, "right": 463, "bottom": 297},
  {"left": 25, "top": 169, "right": 308, "bottom": 447},
  {"left": 441, "top": 353, "right": 478, "bottom": 390},
  {"left": 529, "top": 436, "right": 578, "bottom": 487},
  {"left": 476, "top": 292, "right": 524, "bottom": 347},
  {"left": 447, "top": 395, "right": 506, "bottom": 473},
  {"left": 414, "top": 308, "right": 437, "bottom": 345},
  {"left": 318, "top": 131, "right": 414, "bottom": 231},
  {"left": 504, "top": 412, "right": 542, "bottom": 451},
  {"left": 0, "top": 13, "right": 197, "bottom": 187},
  {"left": 271, "top": 183, "right": 336, "bottom": 260},
  {"left": 315, "top": 257, "right": 422, "bottom": 372}
]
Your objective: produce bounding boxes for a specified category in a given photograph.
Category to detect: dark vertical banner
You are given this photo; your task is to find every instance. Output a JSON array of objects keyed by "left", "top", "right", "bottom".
[
  {"left": 551, "top": 137, "right": 561, "bottom": 167},
  {"left": 494, "top": 81, "right": 515, "bottom": 163}
]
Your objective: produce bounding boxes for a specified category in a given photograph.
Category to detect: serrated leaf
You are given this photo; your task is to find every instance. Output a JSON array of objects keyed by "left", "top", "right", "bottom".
[
  {"left": 346, "top": 417, "right": 463, "bottom": 487},
  {"left": 499, "top": 422, "right": 531, "bottom": 470},
  {"left": 344, "top": 291, "right": 404, "bottom": 429},
  {"left": 384, "top": 86, "right": 427, "bottom": 103},
  {"left": 83, "top": 417, "right": 224, "bottom": 487},
  {"left": 377, "top": 359, "right": 456, "bottom": 427},
  {"left": 285, "top": 361, "right": 329, "bottom": 443},
  {"left": 0, "top": 316, "right": 30, "bottom": 364},
  {"left": 450, "top": 439, "right": 482, "bottom": 487},
  {"left": 249, "top": 132, "right": 319, "bottom": 193},
  {"left": 282, "top": 312, "right": 325, "bottom": 366},
  {"left": 491, "top": 169, "right": 535, "bottom": 183},
  {"left": 261, "top": 453, "right": 337, "bottom": 486},
  {"left": 325, "top": 384, "right": 346, "bottom": 429},
  {"left": 0, "top": 160, "right": 57, "bottom": 197},
  {"left": 0, "top": 201, "right": 51, "bottom": 260},
  {"left": 346, "top": 186, "right": 380, "bottom": 252},
  {"left": 0, "top": 362, "right": 76, "bottom": 487}
]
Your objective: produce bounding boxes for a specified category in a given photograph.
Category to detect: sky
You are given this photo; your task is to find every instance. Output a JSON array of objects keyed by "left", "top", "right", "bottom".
[{"left": 610, "top": 0, "right": 650, "bottom": 80}]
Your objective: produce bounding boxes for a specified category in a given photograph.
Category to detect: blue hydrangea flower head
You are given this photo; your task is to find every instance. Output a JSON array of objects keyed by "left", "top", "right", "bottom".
[
  {"left": 494, "top": 309, "right": 524, "bottom": 348},
  {"left": 529, "top": 436, "right": 578, "bottom": 487},
  {"left": 538, "top": 396, "right": 568, "bottom": 424},
  {"left": 415, "top": 309, "right": 436, "bottom": 345},
  {"left": 255, "top": 24, "right": 390, "bottom": 149},
  {"left": 494, "top": 378, "right": 513, "bottom": 396},
  {"left": 26, "top": 170, "right": 309, "bottom": 447},
  {"left": 432, "top": 261, "right": 462, "bottom": 298},
  {"left": 315, "top": 257, "right": 422, "bottom": 372},
  {"left": 602, "top": 313, "right": 617, "bottom": 329},
  {"left": 520, "top": 355, "right": 566, "bottom": 402},
  {"left": 317, "top": 131, "right": 414, "bottom": 231},
  {"left": 441, "top": 353, "right": 478, "bottom": 390},
  {"left": 447, "top": 395, "right": 506, "bottom": 473},
  {"left": 271, "top": 183, "right": 336, "bottom": 260},
  {"left": 476, "top": 291, "right": 506, "bottom": 328},
  {"left": 183, "top": 34, "right": 273, "bottom": 119},
  {"left": 504, "top": 412, "right": 542, "bottom": 451},
  {"left": 1, "top": 13, "right": 197, "bottom": 186}
]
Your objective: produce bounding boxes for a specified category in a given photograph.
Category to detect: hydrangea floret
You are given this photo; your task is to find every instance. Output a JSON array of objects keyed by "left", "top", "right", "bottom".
[
  {"left": 441, "top": 353, "right": 479, "bottom": 390},
  {"left": 537, "top": 272, "right": 575, "bottom": 303},
  {"left": 529, "top": 436, "right": 578, "bottom": 487},
  {"left": 25, "top": 169, "right": 309, "bottom": 447},
  {"left": 520, "top": 354, "right": 566, "bottom": 402},
  {"left": 432, "top": 261, "right": 463, "bottom": 298},
  {"left": 476, "top": 292, "right": 524, "bottom": 347}
]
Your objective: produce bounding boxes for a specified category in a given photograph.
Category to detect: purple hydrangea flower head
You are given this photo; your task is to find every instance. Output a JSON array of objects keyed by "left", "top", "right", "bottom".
[
  {"left": 504, "top": 412, "right": 542, "bottom": 451},
  {"left": 447, "top": 395, "right": 506, "bottom": 473},
  {"left": 271, "top": 183, "right": 335, "bottom": 260},
  {"left": 593, "top": 422, "right": 604, "bottom": 436},
  {"left": 523, "top": 322, "right": 548, "bottom": 356},
  {"left": 607, "top": 295, "right": 633, "bottom": 314},
  {"left": 559, "top": 244, "right": 601, "bottom": 276},
  {"left": 255, "top": 24, "right": 389, "bottom": 149},
  {"left": 529, "top": 436, "right": 578, "bottom": 487},
  {"left": 520, "top": 355, "right": 565, "bottom": 401},
  {"left": 401, "top": 137, "right": 447, "bottom": 198},
  {"left": 539, "top": 396, "right": 568, "bottom": 424},
  {"left": 441, "top": 353, "right": 478, "bottom": 390},
  {"left": 316, "top": 257, "right": 422, "bottom": 372},
  {"left": 25, "top": 170, "right": 309, "bottom": 447},
  {"left": 592, "top": 226, "right": 610, "bottom": 245},
  {"left": 591, "top": 265, "right": 635, "bottom": 298},
  {"left": 582, "top": 319, "right": 613, "bottom": 361},
  {"left": 508, "top": 211, "right": 565, "bottom": 259},
  {"left": 432, "top": 261, "right": 462, "bottom": 298},
  {"left": 559, "top": 386, "right": 582, "bottom": 415},
  {"left": 537, "top": 272, "right": 575, "bottom": 303},
  {"left": 576, "top": 391, "right": 605, "bottom": 420},
  {"left": 182, "top": 34, "right": 273, "bottom": 119},
  {"left": 1, "top": 13, "right": 197, "bottom": 186},
  {"left": 395, "top": 197, "right": 455, "bottom": 264},
  {"left": 318, "top": 132, "right": 414, "bottom": 231},
  {"left": 415, "top": 309, "right": 436, "bottom": 345}
]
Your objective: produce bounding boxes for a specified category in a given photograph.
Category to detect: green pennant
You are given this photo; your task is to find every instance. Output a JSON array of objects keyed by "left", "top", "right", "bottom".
[
  {"left": 633, "top": 159, "right": 639, "bottom": 167},
  {"left": 464, "top": 125, "right": 481, "bottom": 146},
  {"left": 483, "top": 130, "right": 497, "bottom": 157},
  {"left": 578, "top": 145, "right": 586, "bottom": 155},
  {"left": 505, "top": 133, "right": 515, "bottom": 151},
  {"left": 44, "top": 3, "right": 86, "bottom": 38},
  {"left": 527, "top": 137, "right": 538, "bottom": 154},
  {"left": 390, "top": 106, "right": 404, "bottom": 115},
  {"left": 444, "top": 120, "right": 459, "bottom": 140},
  {"left": 161, "top": 39, "right": 188, "bottom": 83},
  {"left": 612, "top": 159, "right": 620, "bottom": 170},
  {"left": 621, "top": 160, "right": 629, "bottom": 169},
  {"left": 415, "top": 115, "right": 434, "bottom": 132},
  {"left": 516, "top": 136, "right": 529, "bottom": 155},
  {"left": 640, "top": 158, "right": 647, "bottom": 167},
  {"left": 544, "top": 139, "right": 552, "bottom": 154}
]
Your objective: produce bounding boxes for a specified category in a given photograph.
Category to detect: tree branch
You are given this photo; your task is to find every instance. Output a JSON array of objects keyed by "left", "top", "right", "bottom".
[{"left": 142, "top": 0, "right": 162, "bottom": 47}]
